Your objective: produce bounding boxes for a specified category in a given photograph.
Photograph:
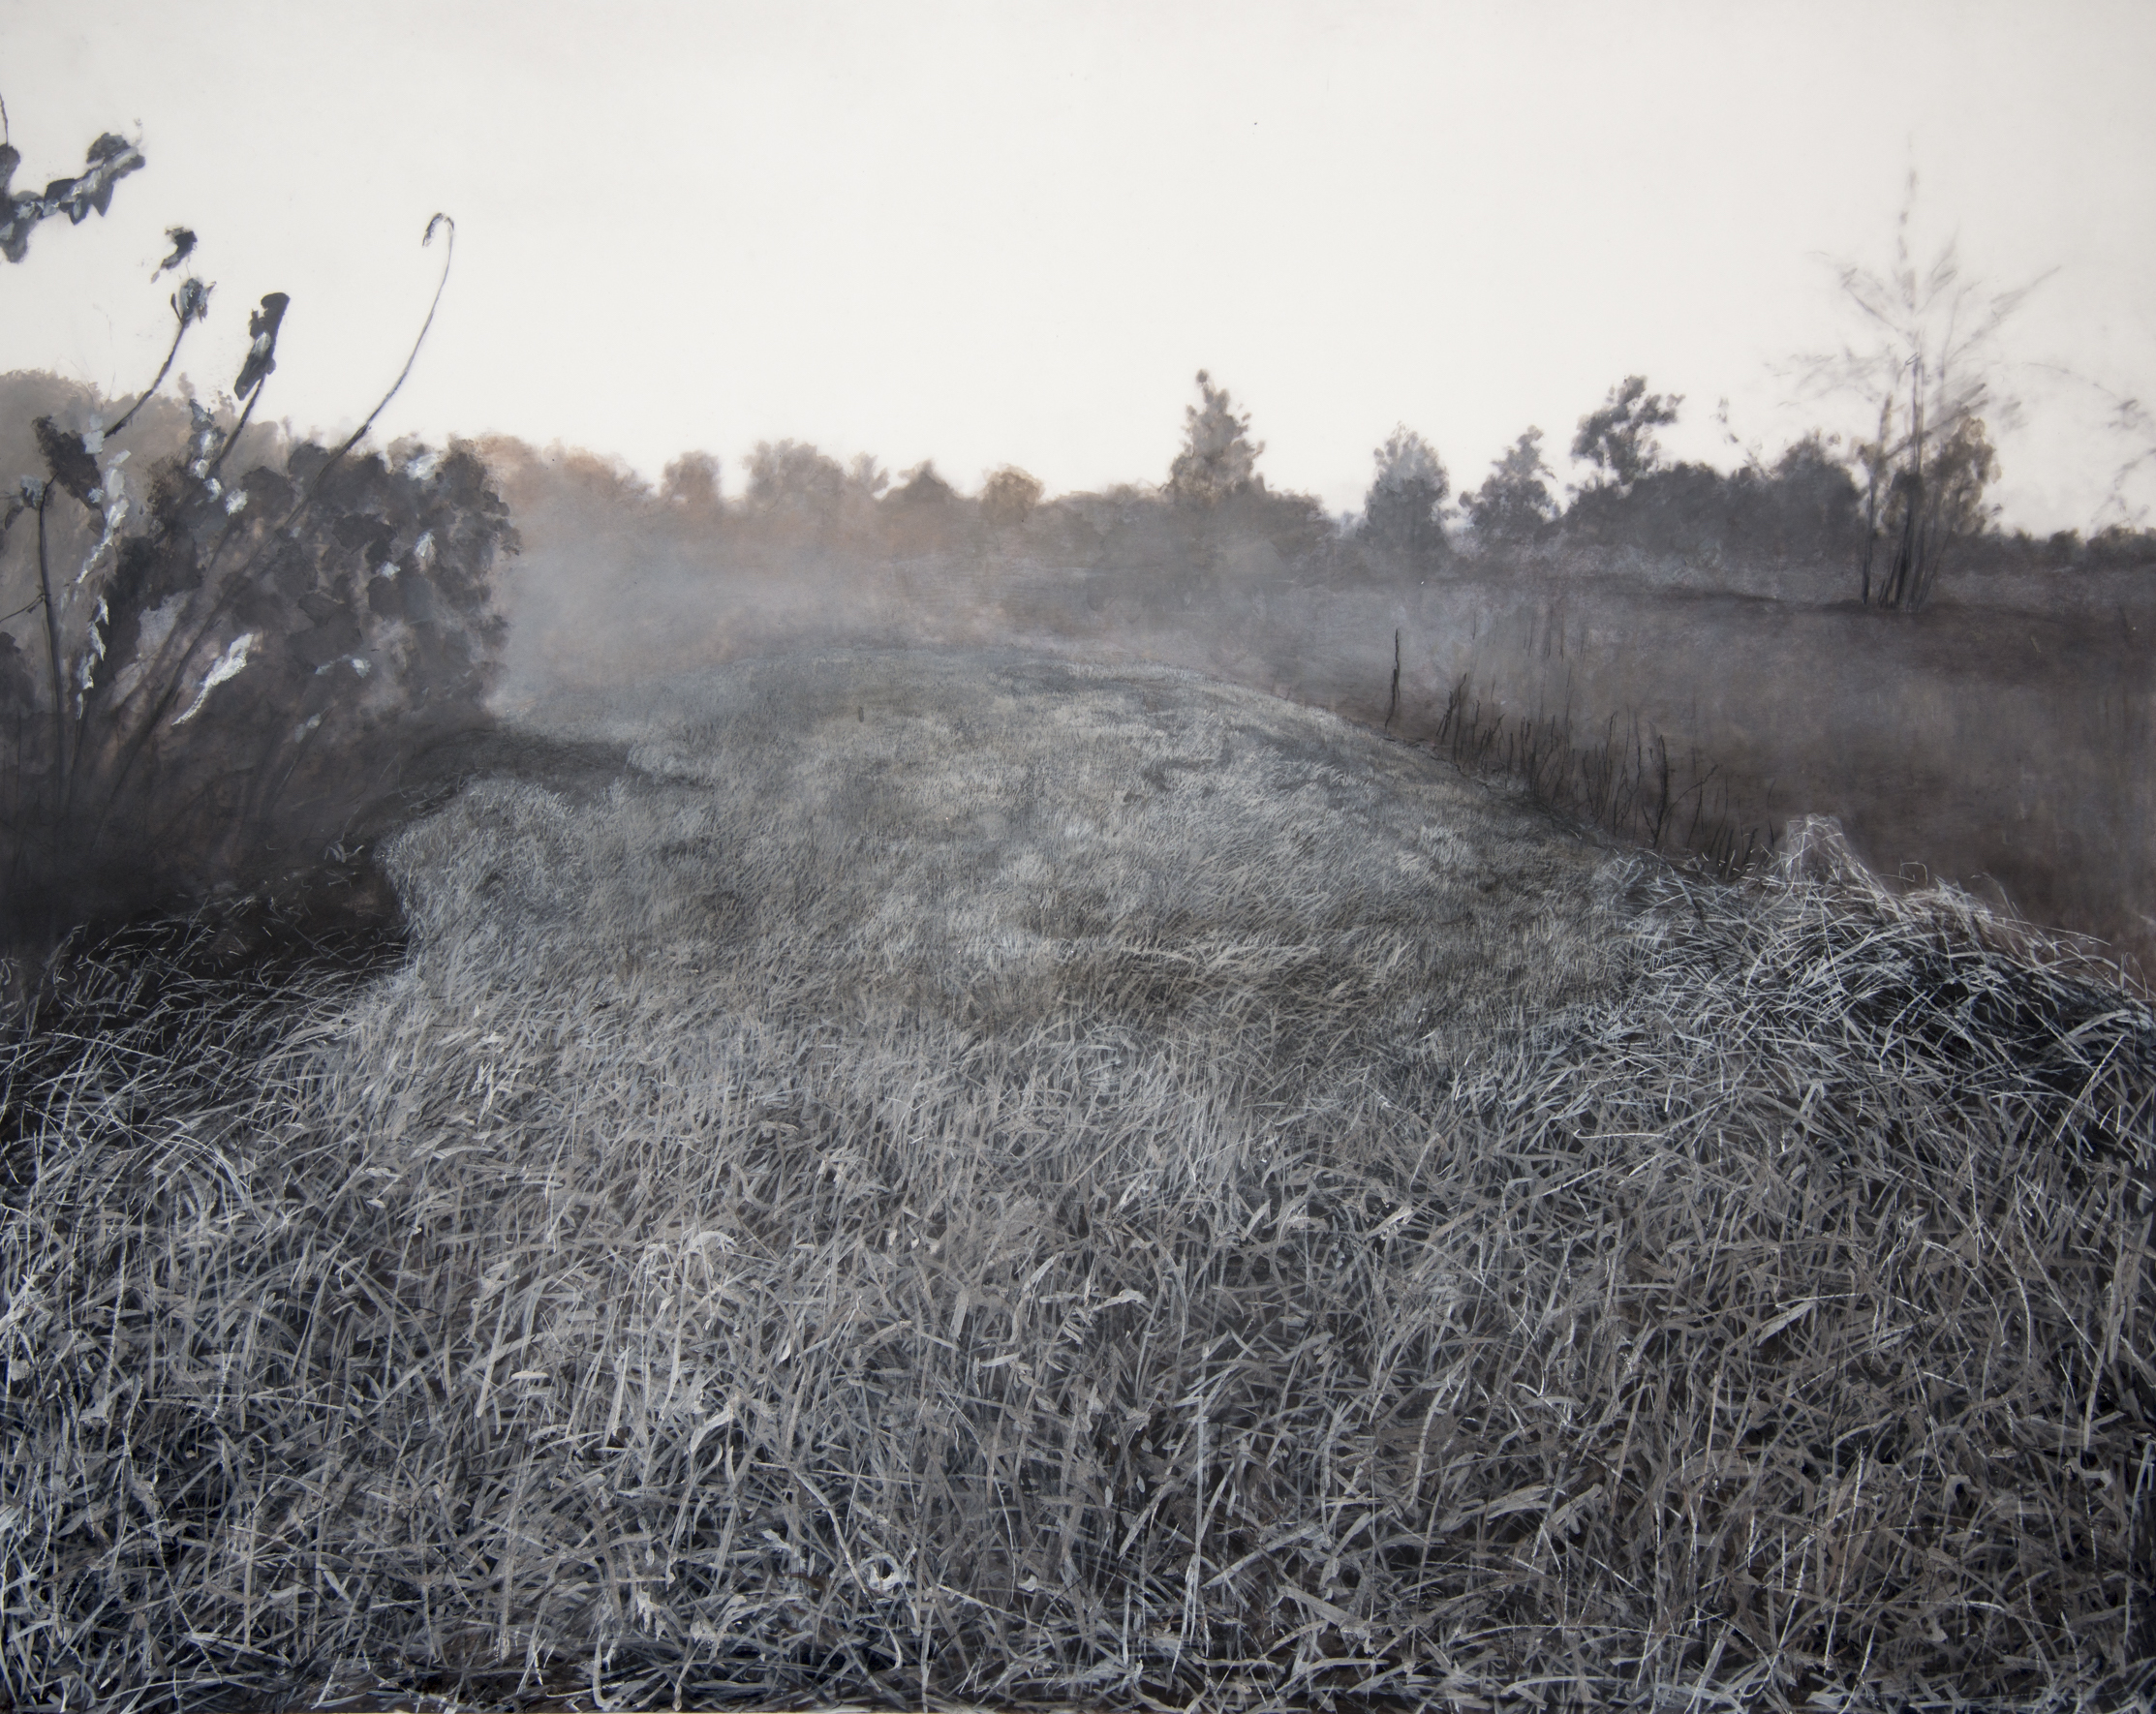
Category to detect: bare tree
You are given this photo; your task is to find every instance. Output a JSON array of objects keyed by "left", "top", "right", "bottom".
[
  {"left": 1806, "top": 175, "right": 2048, "bottom": 611},
  {"left": 2074, "top": 377, "right": 2156, "bottom": 533}
]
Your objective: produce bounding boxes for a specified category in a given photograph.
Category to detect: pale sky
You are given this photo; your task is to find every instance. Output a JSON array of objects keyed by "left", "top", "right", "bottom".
[{"left": 7, "top": 0, "right": 2154, "bottom": 531}]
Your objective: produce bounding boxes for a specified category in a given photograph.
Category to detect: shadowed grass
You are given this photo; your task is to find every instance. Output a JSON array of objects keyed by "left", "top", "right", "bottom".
[{"left": 3, "top": 651, "right": 2150, "bottom": 1712}]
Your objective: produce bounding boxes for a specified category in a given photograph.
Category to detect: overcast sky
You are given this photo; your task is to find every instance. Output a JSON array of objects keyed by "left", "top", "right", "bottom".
[{"left": 7, "top": 0, "right": 2154, "bottom": 530}]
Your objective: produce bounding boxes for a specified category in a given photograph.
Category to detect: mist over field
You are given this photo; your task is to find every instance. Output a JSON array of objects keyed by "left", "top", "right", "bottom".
[{"left": 473, "top": 394, "right": 2156, "bottom": 982}]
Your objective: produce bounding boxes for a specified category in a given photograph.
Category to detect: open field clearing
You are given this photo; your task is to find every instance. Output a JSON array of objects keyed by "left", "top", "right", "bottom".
[{"left": 3, "top": 649, "right": 2152, "bottom": 1711}]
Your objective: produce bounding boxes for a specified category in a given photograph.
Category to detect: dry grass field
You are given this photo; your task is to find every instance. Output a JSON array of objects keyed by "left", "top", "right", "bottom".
[{"left": 3, "top": 648, "right": 2152, "bottom": 1712}]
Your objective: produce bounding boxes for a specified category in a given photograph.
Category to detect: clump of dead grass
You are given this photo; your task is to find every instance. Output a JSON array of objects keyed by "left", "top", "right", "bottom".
[{"left": 2, "top": 660, "right": 2151, "bottom": 1714}]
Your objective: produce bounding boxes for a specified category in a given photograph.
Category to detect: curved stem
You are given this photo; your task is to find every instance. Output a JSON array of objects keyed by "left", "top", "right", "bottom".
[
  {"left": 106, "top": 312, "right": 193, "bottom": 439},
  {"left": 204, "top": 366, "right": 269, "bottom": 486},
  {"left": 285, "top": 213, "right": 454, "bottom": 523}
]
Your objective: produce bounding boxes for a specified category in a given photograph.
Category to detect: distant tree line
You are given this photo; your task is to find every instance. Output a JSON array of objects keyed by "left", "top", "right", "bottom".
[
  {"left": 1454, "top": 376, "right": 1877, "bottom": 571},
  {"left": 533, "top": 356, "right": 2150, "bottom": 622}
]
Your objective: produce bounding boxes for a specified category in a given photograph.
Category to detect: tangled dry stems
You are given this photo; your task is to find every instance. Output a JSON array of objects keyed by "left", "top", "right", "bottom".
[{"left": 2, "top": 655, "right": 2151, "bottom": 1713}]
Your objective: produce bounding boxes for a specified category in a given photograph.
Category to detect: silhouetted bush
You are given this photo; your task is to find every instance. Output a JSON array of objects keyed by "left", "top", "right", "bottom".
[
  {"left": 1165, "top": 369, "right": 1264, "bottom": 507},
  {"left": 1746, "top": 432, "right": 1866, "bottom": 560},
  {"left": 1360, "top": 424, "right": 1450, "bottom": 570},
  {"left": 744, "top": 437, "right": 847, "bottom": 524},
  {"left": 659, "top": 448, "right": 722, "bottom": 513},
  {"left": 1552, "top": 380, "right": 1863, "bottom": 567},
  {"left": 1570, "top": 374, "right": 1681, "bottom": 492},
  {"left": 2, "top": 380, "right": 515, "bottom": 951},
  {"left": 737, "top": 438, "right": 892, "bottom": 551},
  {"left": 978, "top": 465, "right": 1043, "bottom": 527},
  {"left": 1, "top": 110, "right": 515, "bottom": 961},
  {"left": 1461, "top": 427, "right": 1559, "bottom": 546},
  {"left": 888, "top": 460, "right": 956, "bottom": 508},
  {"left": 1558, "top": 439, "right": 1863, "bottom": 565}
]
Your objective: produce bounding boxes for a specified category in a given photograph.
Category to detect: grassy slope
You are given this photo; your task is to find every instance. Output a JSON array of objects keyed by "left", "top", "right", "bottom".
[{"left": 3, "top": 648, "right": 2152, "bottom": 1712}]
